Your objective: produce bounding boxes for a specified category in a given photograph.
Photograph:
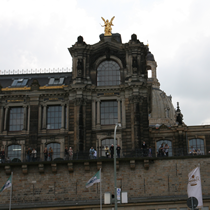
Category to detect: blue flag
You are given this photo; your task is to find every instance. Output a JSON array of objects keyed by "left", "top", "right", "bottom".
[{"left": 0, "top": 175, "right": 12, "bottom": 193}]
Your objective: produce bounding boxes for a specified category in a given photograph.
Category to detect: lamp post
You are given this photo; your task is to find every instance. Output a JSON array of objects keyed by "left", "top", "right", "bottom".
[{"left": 114, "top": 123, "right": 121, "bottom": 210}]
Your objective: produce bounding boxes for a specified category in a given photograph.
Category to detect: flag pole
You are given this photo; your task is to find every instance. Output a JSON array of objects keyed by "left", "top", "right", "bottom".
[
  {"left": 9, "top": 172, "right": 13, "bottom": 210},
  {"left": 100, "top": 168, "right": 102, "bottom": 210}
]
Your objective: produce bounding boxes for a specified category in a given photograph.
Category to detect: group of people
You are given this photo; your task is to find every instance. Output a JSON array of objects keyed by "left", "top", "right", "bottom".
[
  {"left": 26, "top": 147, "right": 37, "bottom": 162},
  {"left": 64, "top": 146, "right": 74, "bottom": 160},
  {"left": 43, "top": 147, "right": 54, "bottom": 161},
  {"left": 157, "top": 143, "right": 169, "bottom": 157},
  {"left": 105, "top": 144, "right": 121, "bottom": 158},
  {"left": 189, "top": 146, "right": 202, "bottom": 155}
]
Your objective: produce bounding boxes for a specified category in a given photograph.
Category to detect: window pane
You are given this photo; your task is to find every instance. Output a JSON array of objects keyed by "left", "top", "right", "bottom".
[
  {"left": 47, "top": 105, "right": 62, "bottom": 129},
  {"left": 97, "top": 61, "right": 120, "bottom": 86},
  {"left": 9, "top": 107, "right": 24, "bottom": 131},
  {"left": 101, "top": 101, "right": 118, "bottom": 125}
]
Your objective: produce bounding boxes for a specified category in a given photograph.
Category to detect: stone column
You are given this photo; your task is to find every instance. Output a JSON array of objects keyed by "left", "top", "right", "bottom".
[
  {"left": 118, "top": 99, "right": 121, "bottom": 124},
  {"left": 92, "top": 100, "right": 96, "bottom": 129},
  {"left": 23, "top": 105, "right": 27, "bottom": 131},
  {"left": 0, "top": 106, "right": 4, "bottom": 132},
  {"left": 61, "top": 104, "right": 65, "bottom": 129},
  {"left": 42, "top": 105, "right": 47, "bottom": 129},
  {"left": 4, "top": 106, "right": 8, "bottom": 131},
  {"left": 96, "top": 100, "right": 100, "bottom": 125},
  {"left": 122, "top": 98, "right": 126, "bottom": 127}
]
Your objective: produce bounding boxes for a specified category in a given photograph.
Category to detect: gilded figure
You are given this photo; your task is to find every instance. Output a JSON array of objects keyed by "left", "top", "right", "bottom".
[{"left": 101, "top": 16, "right": 115, "bottom": 36}]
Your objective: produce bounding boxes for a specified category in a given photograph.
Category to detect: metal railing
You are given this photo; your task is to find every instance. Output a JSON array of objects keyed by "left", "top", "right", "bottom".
[
  {"left": 0, "top": 147, "right": 209, "bottom": 164},
  {"left": 0, "top": 68, "right": 72, "bottom": 75}
]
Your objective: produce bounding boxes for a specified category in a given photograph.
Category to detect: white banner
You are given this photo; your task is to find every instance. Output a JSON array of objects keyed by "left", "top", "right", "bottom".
[{"left": 187, "top": 166, "right": 203, "bottom": 208}]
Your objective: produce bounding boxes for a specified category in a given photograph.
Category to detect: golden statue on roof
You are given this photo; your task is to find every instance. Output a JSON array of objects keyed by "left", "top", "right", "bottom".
[{"left": 101, "top": 16, "right": 115, "bottom": 36}]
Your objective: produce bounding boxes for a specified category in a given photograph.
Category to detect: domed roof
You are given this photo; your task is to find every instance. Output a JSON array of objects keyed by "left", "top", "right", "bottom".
[
  {"left": 146, "top": 51, "right": 155, "bottom": 61},
  {"left": 149, "top": 87, "right": 176, "bottom": 126}
]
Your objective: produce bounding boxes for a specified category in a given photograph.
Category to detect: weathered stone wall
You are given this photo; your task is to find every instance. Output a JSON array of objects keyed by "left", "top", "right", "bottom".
[{"left": 0, "top": 156, "right": 210, "bottom": 208}]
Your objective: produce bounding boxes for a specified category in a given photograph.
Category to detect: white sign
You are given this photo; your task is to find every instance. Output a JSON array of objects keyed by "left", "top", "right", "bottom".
[{"left": 117, "top": 188, "right": 121, "bottom": 203}]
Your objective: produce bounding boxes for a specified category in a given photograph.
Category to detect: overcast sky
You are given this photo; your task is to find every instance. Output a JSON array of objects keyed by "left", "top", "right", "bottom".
[{"left": 0, "top": 0, "right": 210, "bottom": 126}]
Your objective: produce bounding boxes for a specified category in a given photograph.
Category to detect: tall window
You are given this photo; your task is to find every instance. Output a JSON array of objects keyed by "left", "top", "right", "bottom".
[
  {"left": 156, "top": 140, "right": 172, "bottom": 157},
  {"left": 189, "top": 138, "right": 204, "bottom": 154},
  {"left": 101, "top": 101, "right": 118, "bottom": 125},
  {"left": 9, "top": 107, "right": 24, "bottom": 131},
  {"left": 47, "top": 106, "right": 62, "bottom": 129},
  {"left": 8, "top": 145, "right": 21, "bottom": 162},
  {"left": 97, "top": 60, "right": 120, "bottom": 86},
  {"left": 47, "top": 143, "right": 60, "bottom": 160}
]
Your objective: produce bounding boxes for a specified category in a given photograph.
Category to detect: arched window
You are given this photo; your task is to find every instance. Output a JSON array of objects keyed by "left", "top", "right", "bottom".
[
  {"left": 8, "top": 144, "right": 21, "bottom": 162},
  {"left": 47, "top": 143, "right": 60, "bottom": 160},
  {"left": 156, "top": 140, "right": 172, "bottom": 157},
  {"left": 189, "top": 138, "right": 204, "bottom": 155},
  {"left": 97, "top": 61, "right": 120, "bottom": 86}
]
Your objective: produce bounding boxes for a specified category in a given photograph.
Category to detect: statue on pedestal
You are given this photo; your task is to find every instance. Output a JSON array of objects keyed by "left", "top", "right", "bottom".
[{"left": 101, "top": 16, "right": 115, "bottom": 36}]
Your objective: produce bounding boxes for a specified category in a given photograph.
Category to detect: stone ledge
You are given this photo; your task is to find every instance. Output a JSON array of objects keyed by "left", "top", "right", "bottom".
[
  {"left": 38, "top": 164, "right": 44, "bottom": 173},
  {"left": 5, "top": 165, "right": 11, "bottom": 175},
  {"left": 68, "top": 163, "right": 73, "bottom": 172},
  {"left": 51, "top": 164, "right": 57, "bottom": 173},
  {"left": 130, "top": 160, "right": 135, "bottom": 169},
  {"left": 22, "top": 165, "right": 28, "bottom": 174},
  {"left": 116, "top": 161, "right": 119, "bottom": 171},
  {"left": 97, "top": 162, "right": 102, "bottom": 170},
  {"left": 84, "top": 162, "right": 90, "bottom": 171},
  {"left": 144, "top": 160, "right": 149, "bottom": 169}
]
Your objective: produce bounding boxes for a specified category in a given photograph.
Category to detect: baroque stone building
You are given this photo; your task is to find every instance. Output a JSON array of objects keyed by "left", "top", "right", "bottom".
[{"left": 0, "top": 33, "right": 210, "bottom": 210}]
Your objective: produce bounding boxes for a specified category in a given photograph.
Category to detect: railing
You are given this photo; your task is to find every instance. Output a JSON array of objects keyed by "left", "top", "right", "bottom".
[
  {"left": 0, "top": 147, "right": 209, "bottom": 164},
  {"left": 0, "top": 68, "right": 72, "bottom": 75}
]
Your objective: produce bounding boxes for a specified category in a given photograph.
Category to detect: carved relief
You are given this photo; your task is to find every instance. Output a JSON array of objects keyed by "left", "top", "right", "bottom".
[
  {"left": 77, "top": 59, "right": 83, "bottom": 78},
  {"left": 129, "top": 95, "right": 144, "bottom": 104}
]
